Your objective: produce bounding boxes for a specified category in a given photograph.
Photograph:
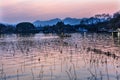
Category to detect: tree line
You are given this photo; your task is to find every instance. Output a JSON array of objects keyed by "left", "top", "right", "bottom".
[{"left": 0, "top": 11, "right": 120, "bottom": 34}]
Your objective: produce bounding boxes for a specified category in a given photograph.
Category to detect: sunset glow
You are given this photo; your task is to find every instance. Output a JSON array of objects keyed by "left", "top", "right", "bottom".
[{"left": 0, "top": 0, "right": 120, "bottom": 23}]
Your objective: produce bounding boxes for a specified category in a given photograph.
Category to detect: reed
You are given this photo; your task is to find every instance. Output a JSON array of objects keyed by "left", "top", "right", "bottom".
[
  {"left": 31, "top": 68, "right": 34, "bottom": 80},
  {"left": 17, "top": 69, "right": 19, "bottom": 80}
]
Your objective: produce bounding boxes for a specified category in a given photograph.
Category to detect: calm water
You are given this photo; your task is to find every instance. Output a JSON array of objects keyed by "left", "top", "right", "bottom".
[{"left": 0, "top": 33, "right": 120, "bottom": 80}]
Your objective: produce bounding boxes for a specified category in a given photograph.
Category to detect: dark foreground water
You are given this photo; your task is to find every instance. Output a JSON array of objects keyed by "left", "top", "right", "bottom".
[{"left": 0, "top": 33, "right": 120, "bottom": 80}]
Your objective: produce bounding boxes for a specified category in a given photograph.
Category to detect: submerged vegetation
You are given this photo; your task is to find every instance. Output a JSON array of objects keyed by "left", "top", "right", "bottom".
[{"left": 0, "top": 33, "right": 120, "bottom": 80}]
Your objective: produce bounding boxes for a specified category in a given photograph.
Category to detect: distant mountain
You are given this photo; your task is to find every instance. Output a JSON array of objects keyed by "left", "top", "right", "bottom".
[
  {"left": 33, "top": 18, "right": 61, "bottom": 27},
  {"left": 33, "top": 16, "right": 109, "bottom": 27},
  {"left": 33, "top": 17, "right": 82, "bottom": 27},
  {"left": 63, "top": 17, "right": 81, "bottom": 25}
]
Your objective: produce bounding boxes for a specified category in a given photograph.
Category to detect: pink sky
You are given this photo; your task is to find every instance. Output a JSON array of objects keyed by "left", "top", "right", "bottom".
[{"left": 0, "top": 0, "right": 120, "bottom": 23}]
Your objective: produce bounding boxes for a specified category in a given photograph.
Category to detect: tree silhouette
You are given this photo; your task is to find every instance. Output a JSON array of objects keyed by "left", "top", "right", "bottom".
[
  {"left": 16, "top": 22, "right": 36, "bottom": 33},
  {"left": 0, "top": 24, "right": 7, "bottom": 33}
]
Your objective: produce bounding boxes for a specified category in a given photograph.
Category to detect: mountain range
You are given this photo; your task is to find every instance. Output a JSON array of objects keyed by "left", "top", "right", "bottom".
[{"left": 33, "top": 17, "right": 82, "bottom": 27}]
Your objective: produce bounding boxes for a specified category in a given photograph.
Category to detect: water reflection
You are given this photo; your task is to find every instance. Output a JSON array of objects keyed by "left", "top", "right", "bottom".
[
  {"left": 16, "top": 33, "right": 35, "bottom": 38},
  {"left": 0, "top": 33, "right": 120, "bottom": 80}
]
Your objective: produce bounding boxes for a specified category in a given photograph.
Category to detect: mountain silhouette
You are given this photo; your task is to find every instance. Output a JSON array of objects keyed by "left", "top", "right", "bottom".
[
  {"left": 63, "top": 17, "right": 81, "bottom": 25},
  {"left": 33, "top": 17, "right": 82, "bottom": 27},
  {"left": 33, "top": 18, "right": 61, "bottom": 27}
]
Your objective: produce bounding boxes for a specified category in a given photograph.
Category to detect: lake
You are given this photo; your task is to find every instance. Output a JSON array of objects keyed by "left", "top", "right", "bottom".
[{"left": 0, "top": 33, "right": 120, "bottom": 80}]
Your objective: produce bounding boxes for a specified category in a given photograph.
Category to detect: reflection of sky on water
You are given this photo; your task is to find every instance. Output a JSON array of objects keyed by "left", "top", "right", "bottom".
[{"left": 0, "top": 33, "right": 120, "bottom": 80}]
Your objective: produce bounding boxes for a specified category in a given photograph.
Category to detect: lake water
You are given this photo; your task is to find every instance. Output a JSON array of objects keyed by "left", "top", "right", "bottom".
[{"left": 0, "top": 33, "right": 120, "bottom": 80}]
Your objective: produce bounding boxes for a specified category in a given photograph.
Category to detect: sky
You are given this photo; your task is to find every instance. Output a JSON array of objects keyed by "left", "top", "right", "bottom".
[{"left": 0, "top": 0, "right": 120, "bottom": 23}]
